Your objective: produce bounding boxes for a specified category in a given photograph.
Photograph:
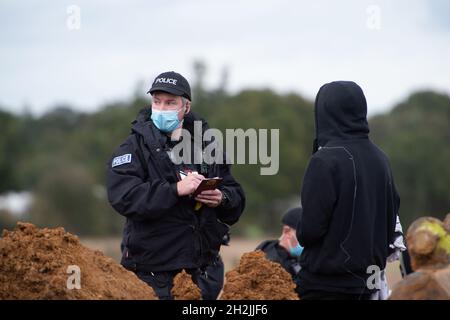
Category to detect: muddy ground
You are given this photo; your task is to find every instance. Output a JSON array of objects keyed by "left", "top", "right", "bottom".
[{"left": 0, "top": 222, "right": 157, "bottom": 300}]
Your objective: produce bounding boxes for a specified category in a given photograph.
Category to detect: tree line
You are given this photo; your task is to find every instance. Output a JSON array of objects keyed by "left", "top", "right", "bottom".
[{"left": 0, "top": 80, "right": 449, "bottom": 236}]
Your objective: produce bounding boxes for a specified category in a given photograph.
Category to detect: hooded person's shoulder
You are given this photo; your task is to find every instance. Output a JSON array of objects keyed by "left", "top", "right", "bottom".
[
  {"left": 368, "top": 139, "right": 396, "bottom": 170},
  {"left": 310, "top": 147, "right": 342, "bottom": 170}
]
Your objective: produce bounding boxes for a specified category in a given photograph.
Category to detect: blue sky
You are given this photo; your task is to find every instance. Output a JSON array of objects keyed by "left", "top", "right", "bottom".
[{"left": 1, "top": 0, "right": 449, "bottom": 116}]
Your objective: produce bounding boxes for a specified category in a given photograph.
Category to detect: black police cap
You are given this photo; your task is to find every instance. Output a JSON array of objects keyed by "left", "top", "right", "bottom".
[{"left": 147, "top": 71, "right": 192, "bottom": 101}]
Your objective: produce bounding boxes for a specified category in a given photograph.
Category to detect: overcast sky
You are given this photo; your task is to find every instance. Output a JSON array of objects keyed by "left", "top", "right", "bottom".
[{"left": 1, "top": 0, "right": 449, "bottom": 116}]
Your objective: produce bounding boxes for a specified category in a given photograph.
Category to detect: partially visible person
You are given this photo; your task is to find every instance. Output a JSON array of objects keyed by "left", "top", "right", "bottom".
[
  {"left": 371, "top": 215, "right": 407, "bottom": 300},
  {"left": 256, "top": 207, "right": 303, "bottom": 297},
  {"left": 296, "top": 81, "right": 400, "bottom": 300}
]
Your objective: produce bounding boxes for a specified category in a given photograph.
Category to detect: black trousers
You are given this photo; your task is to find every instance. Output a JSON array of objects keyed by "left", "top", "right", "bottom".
[{"left": 135, "top": 256, "right": 224, "bottom": 300}]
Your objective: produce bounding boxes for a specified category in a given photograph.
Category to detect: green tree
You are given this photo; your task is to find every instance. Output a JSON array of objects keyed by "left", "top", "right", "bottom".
[
  {"left": 0, "top": 109, "right": 24, "bottom": 192},
  {"left": 29, "top": 162, "right": 122, "bottom": 236},
  {"left": 371, "top": 91, "right": 450, "bottom": 227}
]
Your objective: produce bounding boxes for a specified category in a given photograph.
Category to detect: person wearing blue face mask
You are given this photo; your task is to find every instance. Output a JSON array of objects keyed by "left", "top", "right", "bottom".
[
  {"left": 107, "top": 71, "right": 246, "bottom": 300},
  {"left": 151, "top": 105, "right": 184, "bottom": 133},
  {"left": 256, "top": 207, "right": 304, "bottom": 298}
]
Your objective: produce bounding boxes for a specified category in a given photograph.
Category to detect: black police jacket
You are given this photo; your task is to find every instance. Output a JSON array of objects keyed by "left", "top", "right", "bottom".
[{"left": 106, "top": 108, "right": 245, "bottom": 272}]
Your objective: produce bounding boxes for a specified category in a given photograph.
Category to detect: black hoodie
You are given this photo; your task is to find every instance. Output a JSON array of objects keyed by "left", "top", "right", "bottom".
[
  {"left": 296, "top": 81, "right": 399, "bottom": 294},
  {"left": 106, "top": 108, "right": 245, "bottom": 272}
]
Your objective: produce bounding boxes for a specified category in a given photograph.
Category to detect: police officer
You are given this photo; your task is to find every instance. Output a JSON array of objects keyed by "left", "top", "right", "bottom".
[
  {"left": 256, "top": 207, "right": 303, "bottom": 298},
  {"left": 106, "top": 71, "right": 245, "bottom": 299}
]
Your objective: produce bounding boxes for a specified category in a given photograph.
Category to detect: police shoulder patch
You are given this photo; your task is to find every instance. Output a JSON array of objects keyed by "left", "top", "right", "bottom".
[{"left": 112, "top": 154, "right": 132, "bottom": 167}]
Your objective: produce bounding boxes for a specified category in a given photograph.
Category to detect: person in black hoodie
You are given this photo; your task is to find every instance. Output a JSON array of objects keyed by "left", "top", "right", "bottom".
[
  {"left": 296, "top": 81, "right": 399, "bottom": 300},
  {"left": 106, "top": 71, "right": 245, "bottom": 299}
]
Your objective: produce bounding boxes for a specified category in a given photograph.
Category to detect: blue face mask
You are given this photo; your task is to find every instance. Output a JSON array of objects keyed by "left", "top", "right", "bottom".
[
  {"left": 151, "top": 108, "right": 182, "bottom": 133},
  {"left": 289, "top": 243, "right": 304, "bottom": 258}
]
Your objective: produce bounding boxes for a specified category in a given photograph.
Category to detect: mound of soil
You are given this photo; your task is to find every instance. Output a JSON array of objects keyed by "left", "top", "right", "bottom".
[
  {"left": 389, "top": 265, "right": 450, "bottom": 300},
  {"left": 220, "top": 250, "right": 298, "bottom": 300},
  {"left": 407, "top": 214, "right": 450, "bottom": 270},
  {"left": 171, "top": 270, "right": 202, "bottom": 300},
  {"left": 0, "top": 222, "right": 157, "bottom": 300},
  {"left": 390, "top": 214, "right": 450, "bottom": 300}
]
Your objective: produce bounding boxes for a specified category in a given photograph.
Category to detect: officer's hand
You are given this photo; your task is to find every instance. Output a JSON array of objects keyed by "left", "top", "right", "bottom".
[
  {"left": 195, "top": 189, "right": 223, "bottom": 208},
  {"left": 176, "top": 173, "right": 205, "bottom": 196}
]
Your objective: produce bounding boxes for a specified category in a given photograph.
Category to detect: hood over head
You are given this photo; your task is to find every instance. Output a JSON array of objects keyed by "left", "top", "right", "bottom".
[{"left": 314, "top": 81, "right": 369, "bottom": 152}]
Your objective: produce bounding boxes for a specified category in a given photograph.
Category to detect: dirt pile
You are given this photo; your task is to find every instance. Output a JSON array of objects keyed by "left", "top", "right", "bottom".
[
  {"left": 390, "top": 214, "right": 450, "bottom": 300},
  {"left": 0, "top": 222, "right": 157, "bottom": 300},
  {"left": 406, "top": 214, "right": 450, "bottom": 270},
  {"left": 171, "top": 270, "right": 202, "bottom": 300},
  {"left": 389, "top": 265, "right": 450, "bottom": 300},
  {"left": 220, "top": 250, "right": 298, "bottom": 300}
]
